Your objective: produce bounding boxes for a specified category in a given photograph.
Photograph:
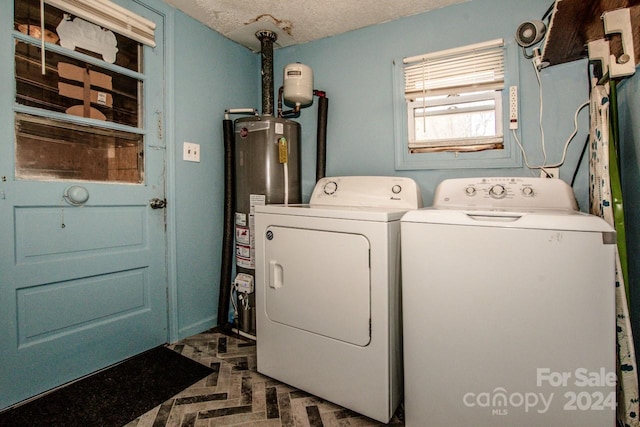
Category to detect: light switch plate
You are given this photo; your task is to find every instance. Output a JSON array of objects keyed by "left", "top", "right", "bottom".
[{"left": 183, "top": 142, "right": 200, "bottom": 162}]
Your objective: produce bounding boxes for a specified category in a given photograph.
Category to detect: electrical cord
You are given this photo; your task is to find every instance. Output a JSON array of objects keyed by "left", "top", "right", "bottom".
[
  {"left": 545, "top": 100, "right": 590, "bottom": 169},
  {"left": 571, "top": 135, "right": 590, "bottom": 187},
  {"left": 513, "top": 100, "right": 589, "bottom": 175},
  {"left": 569, "top": 57, "right": 599, "bottom": 188},
  {"left": 514, "top": 52, "right": 589, "bottom": 177},
  {"left": 513, "top": 129, "right": 541, "bottom": 171},
  {"left": 542, "top": 1, "right": 555, "bottom": 21},
  {"left": 533, "top": 56, "right": 547, "bottom": 165},
  {"left": 230, "top": 285, "right": 239, "bottom": 326}
]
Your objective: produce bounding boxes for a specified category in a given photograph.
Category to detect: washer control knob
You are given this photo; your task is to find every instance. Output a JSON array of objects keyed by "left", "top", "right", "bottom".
[
  {"left": 392, "top": 184, "right": 402, "bottom": 194},
  {"left": 489, "top": 184, "right": 506, "bottom": 198},
  {"left": 465, "top": 186, "right": 476, "bottom": 196},
  {"left": 323, "top": 180, "right": 338, "bottom": 195},
  {"left": 522, "top": 186, "right": 534, "bottom": 197}
]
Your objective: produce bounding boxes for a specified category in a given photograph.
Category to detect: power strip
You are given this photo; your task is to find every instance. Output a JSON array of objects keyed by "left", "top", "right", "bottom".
[{"left": 509, "top": 86, "right": 518, "bottom": 130}]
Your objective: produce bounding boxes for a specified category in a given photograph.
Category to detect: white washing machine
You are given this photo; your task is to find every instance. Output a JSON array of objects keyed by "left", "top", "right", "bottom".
[
  {"left": 401, "top": 177, "right": 616, "bottom": 427},
  {"left": 254, "top": 176, "right": 422, "bottom": 423}
]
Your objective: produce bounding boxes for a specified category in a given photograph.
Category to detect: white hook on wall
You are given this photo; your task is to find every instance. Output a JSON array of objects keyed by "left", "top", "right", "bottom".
[
  {"left": 602, "top": 8, "right": 636, "bottom": 78},
  {"left": 588, "top": 38, "right": 611, "bottom": 79}
]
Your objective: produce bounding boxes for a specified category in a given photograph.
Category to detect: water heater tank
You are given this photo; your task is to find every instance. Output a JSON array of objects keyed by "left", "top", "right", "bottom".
[{"left": 283, "top": 63, "right": 313, "bottom": 107}]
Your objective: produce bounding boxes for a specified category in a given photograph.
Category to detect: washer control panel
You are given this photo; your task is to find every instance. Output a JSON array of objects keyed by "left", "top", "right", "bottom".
[
  {"left": 433, "top": 177, "right": 578, "bottom": 210},
  {"left": 311, "top": 176, "right": 423, "bottom": 209}
]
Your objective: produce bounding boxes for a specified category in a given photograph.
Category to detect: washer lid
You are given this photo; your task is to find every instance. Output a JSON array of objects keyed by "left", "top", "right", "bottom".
[
  {"left": 255, "top": 203, "right": 408, "bottom": 222},
  {"left": 401, "top": 208, "right": 616, "bottom": 234}
]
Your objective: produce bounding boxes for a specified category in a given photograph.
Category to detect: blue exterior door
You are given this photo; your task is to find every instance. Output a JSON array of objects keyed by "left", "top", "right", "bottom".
[{"left": 0, "top": 1, "right": 169, "bottom": 409}]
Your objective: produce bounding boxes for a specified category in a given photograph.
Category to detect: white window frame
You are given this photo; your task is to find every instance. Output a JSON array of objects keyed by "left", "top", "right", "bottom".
[{"left": 393, "top": 39, "right": 522, "bottom": 170}]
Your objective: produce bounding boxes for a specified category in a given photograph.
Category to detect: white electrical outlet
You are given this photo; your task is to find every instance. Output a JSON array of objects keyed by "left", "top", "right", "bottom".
[
  {"left": 540, "top": 167, "right": 559, "bottom": 178},
  {"left": 509, "top": 86, "right": 518, "bottom": 130},
  {"left": 183, "top": 142, "right": 200, "bottom": 162}
]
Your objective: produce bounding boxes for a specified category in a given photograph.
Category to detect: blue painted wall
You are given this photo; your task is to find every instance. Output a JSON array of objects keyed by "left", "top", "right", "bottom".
[
  {"left": 169, "top": 7, "right": 258, "bottom": 339},
  {"left": 272, "top": 0, "right": 591, "bottom": 209}
]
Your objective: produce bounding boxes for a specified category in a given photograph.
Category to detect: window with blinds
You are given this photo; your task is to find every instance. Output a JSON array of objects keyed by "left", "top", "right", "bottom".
[{"left": 403, "top": 39, "right": 505, "bottom": 153}]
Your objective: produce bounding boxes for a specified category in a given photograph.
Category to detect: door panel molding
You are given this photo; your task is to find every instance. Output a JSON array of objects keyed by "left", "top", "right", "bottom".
[
  {"left": 17, "top": 268, "right": 148, "bottom": 346},
  {"left": 15, "top": 205, "right": 146, "bottom": 263}
]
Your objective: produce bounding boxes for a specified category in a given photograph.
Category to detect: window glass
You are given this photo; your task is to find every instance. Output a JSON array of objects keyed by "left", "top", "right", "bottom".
[
  {"left": 408, "top": 90, "right": 502, "bottom": 152},
  {"left": 13, "top": 0, "right": 145, "bottom": 183},
  {"left": 15, "top": 41, "right": 141, "bottom": 127},
  {"left": 402, "top": 40, "right": 504, "bottom": 153},
  {"left": 15, "top": 113, "right": 144, "bottom": 182}
]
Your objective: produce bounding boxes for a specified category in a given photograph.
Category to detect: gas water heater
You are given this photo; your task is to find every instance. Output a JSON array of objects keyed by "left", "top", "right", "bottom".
[
  {"left": 232, "top": 116, "right": 302, "bottom": 333},
  {"left": 227, "top": 32, "right": 318, "bottom": 335}
]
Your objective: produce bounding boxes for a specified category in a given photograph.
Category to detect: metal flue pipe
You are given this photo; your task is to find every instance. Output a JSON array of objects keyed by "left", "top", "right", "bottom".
[{"left": 256, "top": 30, "right": 277, "bottom": 116}]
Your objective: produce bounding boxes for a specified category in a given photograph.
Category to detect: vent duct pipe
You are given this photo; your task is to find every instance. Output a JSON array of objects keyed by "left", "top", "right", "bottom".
[
  {"left": 315, "top": 90, "right": 329, "bottom": 182},
  {"left": 256, "top": 30, "right": 277, "bottom": 116},
  {"left": 217, "top": 118, "right": 235, "bottom": 328}
]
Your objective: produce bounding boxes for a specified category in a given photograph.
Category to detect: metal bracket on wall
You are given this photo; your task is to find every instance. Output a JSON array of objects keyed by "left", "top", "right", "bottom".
[
  {"left": 589, "top": 8, "right": 637, "bottom": 79},
  {"left": 603, "top": 8, "right": 636, "bottom": 77}
]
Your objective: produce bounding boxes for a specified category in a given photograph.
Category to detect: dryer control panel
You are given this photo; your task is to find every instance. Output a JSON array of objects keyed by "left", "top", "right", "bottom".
[
  {"left": 433, "top": 177, "right": 578, "bottom": 211},
  {"left": 310, "top": 176, "right": 423, "bottom": 209}
]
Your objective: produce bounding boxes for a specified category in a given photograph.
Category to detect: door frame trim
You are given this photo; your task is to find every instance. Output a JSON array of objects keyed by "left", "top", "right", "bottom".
[{"left": 135, "top": 0, "right": 179, "bottom": 343}]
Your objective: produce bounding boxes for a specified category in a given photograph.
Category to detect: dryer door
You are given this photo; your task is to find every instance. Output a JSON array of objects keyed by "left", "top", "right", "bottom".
[{"left": 264, "top": 226, "right": 371, "bottom": 346}]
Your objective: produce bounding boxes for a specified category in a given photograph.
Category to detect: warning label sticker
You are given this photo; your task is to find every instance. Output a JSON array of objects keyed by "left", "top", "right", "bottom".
[
  {"left": 236, "top": 244, "right": 252, "bottom": 269},
  {"left": 235, "top": 212, "right": 247, "bottom": 226},
  {"left": 236, "top": 226, "right": 250, "bottom": 245}
]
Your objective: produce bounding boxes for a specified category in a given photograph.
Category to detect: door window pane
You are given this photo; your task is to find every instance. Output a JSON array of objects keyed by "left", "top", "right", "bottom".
[
  {"left": 13, "top": 0, "right": 146, "bottom": 183},
  {"left": 15, "top": 41, "right": 141, "bottom": 127},
  {"left": 16, "top": 113, "right": 143, "bottom": 183}
]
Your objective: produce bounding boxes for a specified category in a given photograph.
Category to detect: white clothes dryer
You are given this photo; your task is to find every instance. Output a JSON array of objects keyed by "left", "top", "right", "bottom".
[
  {"left": 401, "top": 177, "right": 616, "bottom": 427},
  {"left": 254, "top": 176, "right": 422, "bottom": 423}
]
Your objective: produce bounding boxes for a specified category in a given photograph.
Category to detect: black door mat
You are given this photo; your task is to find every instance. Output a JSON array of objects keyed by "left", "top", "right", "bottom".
[{"left": 0, "top": 346, "right": 213, "bottom": 427}]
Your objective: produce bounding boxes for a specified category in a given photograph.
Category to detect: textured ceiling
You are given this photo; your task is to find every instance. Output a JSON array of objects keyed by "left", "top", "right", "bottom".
[{"left": 165, "top": 0, "right": 470, "bottom": 51}]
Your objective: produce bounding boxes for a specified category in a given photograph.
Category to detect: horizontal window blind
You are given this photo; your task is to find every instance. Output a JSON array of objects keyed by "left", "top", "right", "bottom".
[
  {"left": 44, "top": 0, "right": 156, "bottom": 47},
  {"left": 403, "top": 38, "right": 504, "bottom": 99}
]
